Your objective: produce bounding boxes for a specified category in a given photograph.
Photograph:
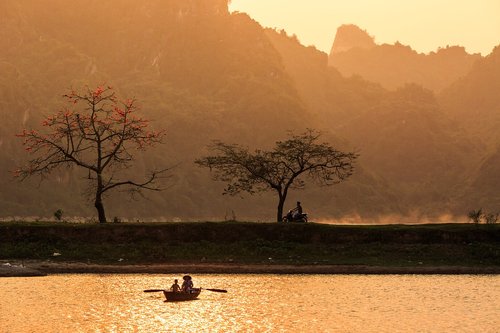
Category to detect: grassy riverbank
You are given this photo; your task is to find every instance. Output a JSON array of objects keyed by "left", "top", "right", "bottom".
[{"left": 0, "top": 222, "right": 499, "bottom": 268}]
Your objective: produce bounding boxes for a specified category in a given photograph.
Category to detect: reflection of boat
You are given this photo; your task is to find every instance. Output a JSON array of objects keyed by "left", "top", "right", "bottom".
[{"left": 163, "top": 288, "right": 201, "bottom": 302}]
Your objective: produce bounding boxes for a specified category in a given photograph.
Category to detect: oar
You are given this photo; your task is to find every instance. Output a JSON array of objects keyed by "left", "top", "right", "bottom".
[
  {"left": 144, "top": 288, "right": 227, "bottom": 293},
  {"left": 203, "top": 288, "right": 227, "bottom": 293}
]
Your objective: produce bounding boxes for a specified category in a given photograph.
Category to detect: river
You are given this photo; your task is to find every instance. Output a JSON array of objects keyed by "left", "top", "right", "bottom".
[{"left": 1, "top": 274, "right": 498, "bottom": 332}]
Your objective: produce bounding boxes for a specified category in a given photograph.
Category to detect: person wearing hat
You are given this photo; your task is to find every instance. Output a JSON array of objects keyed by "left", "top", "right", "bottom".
[{"left": 181, "top": 275, "right": 194, "bottom": 293}]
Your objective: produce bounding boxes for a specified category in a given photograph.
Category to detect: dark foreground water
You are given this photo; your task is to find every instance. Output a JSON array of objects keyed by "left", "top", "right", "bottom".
[{"left": 1, "top": 274, "right": 498, "bottom": 332}]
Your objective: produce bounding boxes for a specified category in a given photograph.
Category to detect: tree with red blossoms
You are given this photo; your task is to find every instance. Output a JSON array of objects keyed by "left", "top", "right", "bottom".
[{"left": 16, "top": 86, "right": 168, "bottom": 223}]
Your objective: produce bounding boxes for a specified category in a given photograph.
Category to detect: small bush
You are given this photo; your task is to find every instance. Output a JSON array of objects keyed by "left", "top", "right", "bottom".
[{"left": 54, "top": 209, "right": 63, "bottom": 222}]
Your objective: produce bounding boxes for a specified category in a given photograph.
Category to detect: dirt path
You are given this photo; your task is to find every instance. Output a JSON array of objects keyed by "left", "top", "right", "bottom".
[{"left": 2, "top": 260, "right": 499, "bottom": 276}]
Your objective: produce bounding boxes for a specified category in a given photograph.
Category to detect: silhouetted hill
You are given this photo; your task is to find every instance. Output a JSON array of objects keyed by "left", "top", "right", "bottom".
[
  {"left": 439, "top": 45, "right": 500, "bottom": 148},
  {"left": 439, "top": 46, "right": 500, "bottom": 211},
  {"left": 330, "top": 24, "right": 376, "bottom": 54},
  {"left": 328, "top": 25, "right": 481, "bottom": 92},
  {"left": 0, "top": 1, "right": 496, "bottom": 221},
  {"left": 334, "top": 84, "right": 480, "bottom": 212}
]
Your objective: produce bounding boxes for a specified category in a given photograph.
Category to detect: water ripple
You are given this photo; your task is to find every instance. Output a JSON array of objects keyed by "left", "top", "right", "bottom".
[{"left": 0, "top": 274, "right": 498, "bottom": 332}]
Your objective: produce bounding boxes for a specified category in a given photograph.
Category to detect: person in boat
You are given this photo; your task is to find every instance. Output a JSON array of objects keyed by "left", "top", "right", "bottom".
[
  {"left": 181, "top": 275, "right": 194, "bottom": 293},
  {"left": 170, "top": 279, "right": 181, "bottom": 293}
]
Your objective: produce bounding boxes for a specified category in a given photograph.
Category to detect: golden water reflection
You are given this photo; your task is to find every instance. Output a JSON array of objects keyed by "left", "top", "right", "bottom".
[{"left": 1, "top": 274, "right": 499, "bottom": 332}]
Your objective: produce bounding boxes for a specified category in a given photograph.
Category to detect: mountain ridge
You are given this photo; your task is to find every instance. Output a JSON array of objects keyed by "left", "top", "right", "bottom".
[{"left": 328, "top": 24, "right": 482, "bottom": 92}]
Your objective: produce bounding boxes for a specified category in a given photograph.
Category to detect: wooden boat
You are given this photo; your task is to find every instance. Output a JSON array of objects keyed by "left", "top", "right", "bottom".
[{"left": 163, "top": 288, "right": 201, "bottom": 302}]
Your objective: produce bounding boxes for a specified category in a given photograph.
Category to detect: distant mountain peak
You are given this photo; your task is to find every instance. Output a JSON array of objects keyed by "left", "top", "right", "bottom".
[
  {"left": 330, "top": 24, "right": 376, "bottom": 54},
  {"left": 328, "top": 24, "right": 482, "bottom": 92}
]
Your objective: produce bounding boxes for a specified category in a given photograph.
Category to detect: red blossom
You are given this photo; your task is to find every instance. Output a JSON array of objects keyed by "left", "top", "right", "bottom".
[
  {"left": 93, "top": 86, "right": 104, "bottom": 98},
  {"left": 114, "top": 106, "right": 125, "bottom": 117}
]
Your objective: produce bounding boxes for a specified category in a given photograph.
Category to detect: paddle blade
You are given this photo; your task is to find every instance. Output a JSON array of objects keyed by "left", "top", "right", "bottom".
[
  {"left": 144, "top": 289, "right": 165, "bottom": 293},
  {"left": 204, "top": 288, "right": 228, "bottom": 293}
]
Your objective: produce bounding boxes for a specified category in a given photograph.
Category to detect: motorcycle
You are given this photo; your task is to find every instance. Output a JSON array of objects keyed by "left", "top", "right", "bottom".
[{"left": 282, "top": 210, "right": 308, "bottom": 223}]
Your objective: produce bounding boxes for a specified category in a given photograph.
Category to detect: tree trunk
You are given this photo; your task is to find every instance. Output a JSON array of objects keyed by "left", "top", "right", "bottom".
[
  {"left": 95, "top": 174, "right": 107, "bottom": 223},
  {"left": 95, "top": 197, "right": 107, "bottom": 224},
  {"left": 277, "top": 191, "right": 285, "bottom": 223}
]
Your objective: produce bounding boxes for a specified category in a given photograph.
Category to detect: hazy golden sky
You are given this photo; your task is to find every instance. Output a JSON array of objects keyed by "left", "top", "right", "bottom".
[{"left": 229, "top": 0, "right": 500, "bottom": 55}]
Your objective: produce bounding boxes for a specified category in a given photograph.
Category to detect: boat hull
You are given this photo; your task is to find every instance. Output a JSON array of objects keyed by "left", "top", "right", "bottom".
[{"left": 163, "top": 288, "right": 201, "bottom": 302}]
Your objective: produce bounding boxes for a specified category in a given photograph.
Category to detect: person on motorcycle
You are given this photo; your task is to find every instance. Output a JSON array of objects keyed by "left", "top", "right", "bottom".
[{"left": 291, "top": 201, "right": 303, "bottom": 220}]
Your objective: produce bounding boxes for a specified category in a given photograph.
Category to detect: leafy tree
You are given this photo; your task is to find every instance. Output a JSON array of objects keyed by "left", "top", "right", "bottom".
[
  {"left": 468, "top": 209, "right": 483, "bottom": 224},
  {"left": 16, "top": 86, "right": 168, "bottom": 223},
  {"left": 484, "top": 213, "right": 498, "bottom": 224},
  {"left": 196, "top": 130, "right": 358, "bottom": 222}
]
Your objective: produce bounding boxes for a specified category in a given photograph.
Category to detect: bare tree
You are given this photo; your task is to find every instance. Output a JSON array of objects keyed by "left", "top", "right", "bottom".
[
  {"left": 196, "top": 129, "right": 358, "bottom": 222},
  {"left": 16, "top": 86, "right": 169, "bottom": 223}
]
